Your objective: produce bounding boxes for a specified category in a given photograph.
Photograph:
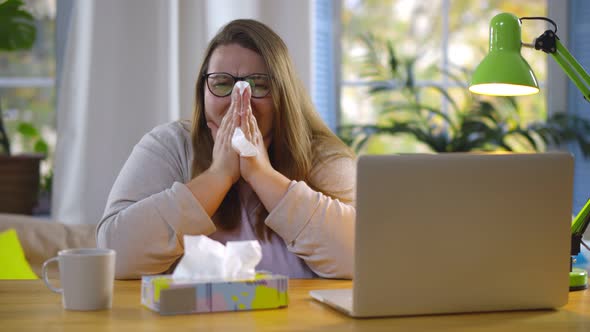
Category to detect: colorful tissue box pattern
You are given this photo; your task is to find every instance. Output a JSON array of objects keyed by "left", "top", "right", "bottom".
[{"left": 141, "top": 272, "right": 288, "bottom": 315}]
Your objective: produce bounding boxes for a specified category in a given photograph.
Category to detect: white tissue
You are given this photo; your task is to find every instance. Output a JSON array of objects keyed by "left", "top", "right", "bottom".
[
  {"left": 172, "top": 235, "right": 262, "bottom": 281},
  {"left": 231, "top": 128, "right": 258, "bottom": 157},
  {"left": 234, "top": 81, "right": 250, "bottom": 95},
  {"left": 230, "top": 81, "right": 258, "bottom": 157}
]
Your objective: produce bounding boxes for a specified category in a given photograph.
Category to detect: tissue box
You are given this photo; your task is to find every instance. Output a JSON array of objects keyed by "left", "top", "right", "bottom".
[{"left": 141, "top": 272, "right": 288, "bottom": 315}]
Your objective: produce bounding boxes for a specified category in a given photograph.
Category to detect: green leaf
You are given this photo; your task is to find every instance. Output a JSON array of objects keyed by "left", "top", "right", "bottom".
[
  {"left": 405, "top": 59, "right": 415, "bottom": 90},
  {"left": 502, "top": 96, "right": 519, "bottom": 112},
  {"left": 470, "top": 100, "right": 502, "bottom": 125},
  {"left": 0, "top": 0, "right": 37, "bottom": 51},
  {"left": 34, "top": 139, "right": 48, "bottom": 154},
  {"left": 368, "top": 84, "right": 396, "bottom": 94},
  {"left": 354, "top": 134, "right": 372, "bottom": 153},
  {"left": 439, "top": 68, "right": 470, "bottom": 101},
  {"left": 0, "top": 115, "right": 10, "bottom": 155},
  {"left": 577, "top": 136, "right": 590, "bottom": 157},
  {"left": 423, "top": 84, "right": 461, "bottom": 114},
  {"left": 510, "top": 129, "right": 541, "bottom": 151},
  {"left": 532, "top": 127, "right": 558, "bottom": 145},
  {"left": 360, "top": 34, "right": 381, "bottom": 70},
  {"left": 17, "top": 122, "right": 39, "bottom": 137},
  {"left": 41, "top": 170, "right": 52, "bottom": 192},
  {"left": 386, "top": 40, "right": 398, "bottom": 75}
]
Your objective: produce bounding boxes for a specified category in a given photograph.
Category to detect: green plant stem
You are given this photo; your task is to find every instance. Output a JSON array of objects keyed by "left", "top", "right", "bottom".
[{"left": 0, "top": 96, "right": 12, "bottom": 155}]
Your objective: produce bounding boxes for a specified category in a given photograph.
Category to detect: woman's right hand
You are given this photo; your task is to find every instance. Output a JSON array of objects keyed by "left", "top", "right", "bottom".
[{"left": 207, "top": 88, "right": 241, "bottom": 185}]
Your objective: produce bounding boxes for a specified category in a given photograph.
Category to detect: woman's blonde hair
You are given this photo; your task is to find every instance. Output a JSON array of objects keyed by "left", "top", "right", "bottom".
[{"left": 191, "top": 19, "right": 354, "bottom": 240}]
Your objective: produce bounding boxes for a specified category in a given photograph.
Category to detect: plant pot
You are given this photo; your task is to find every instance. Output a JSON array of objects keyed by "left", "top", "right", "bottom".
[{"left": 0, "top": 154, "right": 44, "bottom": 214}]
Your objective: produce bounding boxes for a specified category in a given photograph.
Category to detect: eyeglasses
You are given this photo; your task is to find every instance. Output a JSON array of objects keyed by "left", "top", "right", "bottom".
[{"left": 204, "top": 72, "right": 271, "bottom": 98}]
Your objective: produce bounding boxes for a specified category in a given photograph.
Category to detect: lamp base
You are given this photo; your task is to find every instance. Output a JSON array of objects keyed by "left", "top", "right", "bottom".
[{"left": 569, "top": 268, "right": 588, "bottom": 291}]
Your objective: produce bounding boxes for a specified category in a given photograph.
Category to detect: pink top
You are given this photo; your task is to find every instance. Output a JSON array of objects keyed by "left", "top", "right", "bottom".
[
  {"left": 97, "top": 121, "right": 356, "bottom": 279},
  {"left": 208, "top": 183, "right": 315, "bottom": 278}
]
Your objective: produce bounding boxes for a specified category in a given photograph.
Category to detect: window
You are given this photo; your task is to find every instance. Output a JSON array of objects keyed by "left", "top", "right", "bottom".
[
  {"left": 0, "top": 0, "right": 56, "bottom": 212},
  {"left": 312, "top": 0, "right": 340, "bottom": 132},
  {"left": 341, "top": 0, "right": 548, "bottom": 153},
  {"left": 341, "top": 0, "right": 590, "bottom": 214}
]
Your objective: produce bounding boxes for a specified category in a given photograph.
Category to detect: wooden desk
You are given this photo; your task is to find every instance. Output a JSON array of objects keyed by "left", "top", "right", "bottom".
[{"left": 1, "top": 279, "right": 590, "bottom": 331}]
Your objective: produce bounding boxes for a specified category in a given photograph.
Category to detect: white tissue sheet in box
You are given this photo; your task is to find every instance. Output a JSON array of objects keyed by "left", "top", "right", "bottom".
[{"left": 172, "top": 235, "right": 261, "bottom": 281}]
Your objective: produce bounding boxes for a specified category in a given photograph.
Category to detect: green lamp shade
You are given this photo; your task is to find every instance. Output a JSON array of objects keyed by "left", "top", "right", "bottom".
[{"left": 469, "top": 13, "right": 540, "bottom": 96}]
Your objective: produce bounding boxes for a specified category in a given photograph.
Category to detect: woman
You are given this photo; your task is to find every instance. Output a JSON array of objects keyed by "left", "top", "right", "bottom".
[{"left": 97, "top": 19, "right": 356, "bottom": 279}]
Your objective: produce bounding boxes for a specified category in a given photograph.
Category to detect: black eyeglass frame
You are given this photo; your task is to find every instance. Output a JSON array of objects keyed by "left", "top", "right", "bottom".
[{"left": 203, "top": 72, "right": 272, "bottom": 98}]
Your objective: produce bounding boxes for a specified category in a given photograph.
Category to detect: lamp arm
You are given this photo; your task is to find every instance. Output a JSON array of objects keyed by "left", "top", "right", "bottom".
[
  {"left": 553, "top": 39, "right": 590, "bottom": 102},
  {"left": 532, "top": 30, "right": 590, "bottom": 102},
  {"left": 571, "top": 198, "right": 590, "bottom": 256}
]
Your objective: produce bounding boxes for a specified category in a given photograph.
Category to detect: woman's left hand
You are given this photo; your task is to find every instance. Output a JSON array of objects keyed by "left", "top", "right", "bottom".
[{"left": 238, "top": 88, "right": 273, "bottom": 184}]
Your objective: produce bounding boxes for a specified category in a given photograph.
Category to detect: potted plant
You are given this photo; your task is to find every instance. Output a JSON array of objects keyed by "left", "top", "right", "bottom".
[
  {"left": 339, "top": 36, "right": 590, "bottom": 156},
  {"left": 0, "top": 0, "right": 46, "bottom": 214}
]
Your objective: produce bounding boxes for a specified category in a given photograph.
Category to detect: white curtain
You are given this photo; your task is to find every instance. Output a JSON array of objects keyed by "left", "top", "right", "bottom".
[{"left": 53, "top": 0, "right": 313, "bottom": 225}]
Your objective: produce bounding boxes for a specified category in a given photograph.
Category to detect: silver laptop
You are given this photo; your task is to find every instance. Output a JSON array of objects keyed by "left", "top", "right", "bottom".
[{"left": 311, "top": 153, "right": 574, "bottom": 318}]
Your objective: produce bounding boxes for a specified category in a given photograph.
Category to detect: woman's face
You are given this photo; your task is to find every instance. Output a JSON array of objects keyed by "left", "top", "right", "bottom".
[{"left": 204, "top": 44, "right": 274, "bottom": 148}]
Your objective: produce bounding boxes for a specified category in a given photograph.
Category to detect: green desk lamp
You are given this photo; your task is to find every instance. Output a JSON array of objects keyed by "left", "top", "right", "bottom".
[
  {"left": 469, "top": 12, "right": 590, "bottom": 291},
  {"left": 469, "top": 12, "right": 590, "bottom": 101}
]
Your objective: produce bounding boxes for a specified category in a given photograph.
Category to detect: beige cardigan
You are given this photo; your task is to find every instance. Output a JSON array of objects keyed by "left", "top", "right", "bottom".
[{"left": 96, "top": 121, "right": 356, "bottom": 279}]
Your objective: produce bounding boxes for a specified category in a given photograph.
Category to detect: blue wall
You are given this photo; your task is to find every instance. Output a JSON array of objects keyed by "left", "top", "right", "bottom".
[{"left": 568, "top": 0, "right": 590, "bottom": 214}]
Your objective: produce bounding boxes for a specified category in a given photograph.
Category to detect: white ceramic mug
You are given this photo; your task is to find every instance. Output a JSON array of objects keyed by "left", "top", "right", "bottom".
[{"left": 42, "top": 248, "right": 116, "bottom": 311}]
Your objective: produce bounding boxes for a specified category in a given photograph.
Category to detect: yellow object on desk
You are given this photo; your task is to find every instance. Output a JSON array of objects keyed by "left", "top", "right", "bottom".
[{"left": 0, "top": 229, "right": 37, "bottom": 280}]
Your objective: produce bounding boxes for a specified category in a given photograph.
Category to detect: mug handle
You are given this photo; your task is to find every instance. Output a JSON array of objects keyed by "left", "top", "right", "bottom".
[{"left": 42, "top": 257, "right": 63, "bottom": 294}]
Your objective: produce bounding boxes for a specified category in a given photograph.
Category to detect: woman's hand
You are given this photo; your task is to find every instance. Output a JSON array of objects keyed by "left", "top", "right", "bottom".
[
  {"left": 238, "top": 87, "right": 274, "bottom": 185},
  {"left": 207, "top": 88, "right": 241, "bottom": 185}
]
